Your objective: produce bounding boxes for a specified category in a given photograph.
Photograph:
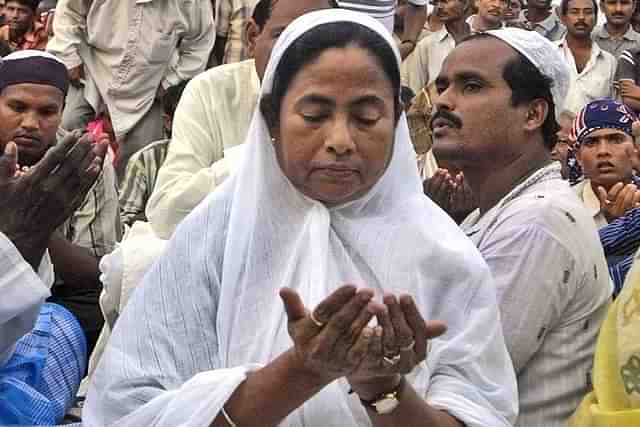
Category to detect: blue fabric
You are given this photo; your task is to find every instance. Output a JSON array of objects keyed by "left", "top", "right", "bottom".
[
  {"left": 573, "top": 99, "right": 637, "bottom": 147},
  {"left": 599, "top": 207, "right": 640, "bottom": 297},
  {"left": 0, "top": 303, "right": 87, "bottom": 426}
]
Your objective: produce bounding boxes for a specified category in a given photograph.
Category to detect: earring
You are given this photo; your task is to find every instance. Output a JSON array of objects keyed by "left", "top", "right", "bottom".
[{"left": 271, "top": 137, "right": 277, "bottom": 144}]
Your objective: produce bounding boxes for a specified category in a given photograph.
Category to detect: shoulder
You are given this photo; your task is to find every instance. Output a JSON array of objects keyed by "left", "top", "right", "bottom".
[{"left": 184, "top": 59, "right": 258, "bottom": 103}]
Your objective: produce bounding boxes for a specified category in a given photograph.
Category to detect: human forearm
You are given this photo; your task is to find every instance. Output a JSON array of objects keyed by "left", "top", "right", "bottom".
[
  {"left": 211, "top": 349, "right": 330, "bottom": 427},
  {"left": 350, "top": 376, "right": 463, "bottom": 427},
  {"left": 48, "top": 232, "right": 101, "bottom": 289},
  {"left": 622, "top": 95, "right": 640, "bottom": 110},
  {"left": 403, "top": 4, "right": 427, "bottom": 43}
]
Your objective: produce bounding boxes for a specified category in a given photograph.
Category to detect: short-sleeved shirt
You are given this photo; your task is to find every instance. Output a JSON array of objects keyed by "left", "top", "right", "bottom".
[
  {"left": 594, "top": 24, "right": 640, "bottom": 59},
  {"left": 615, "top": 47, "right": 640, "bottom": 85}
]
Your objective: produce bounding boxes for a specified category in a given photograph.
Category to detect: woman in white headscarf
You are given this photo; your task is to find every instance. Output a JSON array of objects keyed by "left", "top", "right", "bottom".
[{"left": 84, "top": 9, "right": 517, "bottom": 427}]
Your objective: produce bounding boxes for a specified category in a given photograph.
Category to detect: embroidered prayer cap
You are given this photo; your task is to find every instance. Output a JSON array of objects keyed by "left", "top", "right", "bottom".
[
  {"left": 0, "top": 50, "right": 69, "bottom": 95},
  {"left": 572, "top": 99, "right": 637, "bottom": 147},
  {"left": 485, "top": 27, "right": 570, "bottom": 120}
]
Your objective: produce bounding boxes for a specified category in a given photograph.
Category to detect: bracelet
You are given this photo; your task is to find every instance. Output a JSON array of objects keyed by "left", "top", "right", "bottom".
[{"left": 221, "top": 406, "right": 238, "bottom": 427}]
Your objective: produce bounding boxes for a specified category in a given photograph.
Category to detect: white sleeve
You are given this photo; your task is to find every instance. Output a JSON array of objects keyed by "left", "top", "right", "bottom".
[
  {"left": 46, "top": 0, "right": 89, "bottom": 69},
  {"left": 407, "top": 0, "right": 428, "bottom": 5},
  {"left": 146, "top": 77, "right": 228, "bottom": 239},
  {"left": 0, "top": 232, "right": 53, "bottom": 366},
  {"left": 84, "top": 205, "right": 252, "bottom": 427}
]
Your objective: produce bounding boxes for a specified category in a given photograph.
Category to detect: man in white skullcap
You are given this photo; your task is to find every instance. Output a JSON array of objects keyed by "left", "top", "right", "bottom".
[{"left": 432, "top": 28, "right": 612, "bottom": 427}]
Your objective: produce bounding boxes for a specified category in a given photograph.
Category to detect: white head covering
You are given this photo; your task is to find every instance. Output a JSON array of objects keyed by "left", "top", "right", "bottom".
[
  {"left": 486, "top": 27, "right": 570, "bottom": 119},
  {"left": 85, "top": 9, "right": 517, "bottom": 427}
]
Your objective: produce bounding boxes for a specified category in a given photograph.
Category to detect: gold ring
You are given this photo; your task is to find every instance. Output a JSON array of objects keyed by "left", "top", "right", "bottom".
[
  {"left": 309, "top": 311, "right": 325, "bottom": 328},
  {"left": 400, "top": 340, "right": 416, "bottom": 352},
  {"left": 383, "top": 354, "right": 401, "bottom": 366}
]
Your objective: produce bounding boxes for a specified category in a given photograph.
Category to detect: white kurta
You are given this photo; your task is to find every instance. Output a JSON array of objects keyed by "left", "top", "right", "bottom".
[
  {"left": 0, "top": 232, "right": 53, "bottom": 367},
  {"left": 85, "top": 10, "right": 518, "bottom": 427},
  {"left": 146, "top": 59, "right": 260, "bottom": 239}
]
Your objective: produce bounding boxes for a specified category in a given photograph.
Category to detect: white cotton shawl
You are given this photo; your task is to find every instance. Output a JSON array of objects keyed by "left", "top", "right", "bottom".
[{"left": 84, "top": 9, "right": 518, "bottom": 427}]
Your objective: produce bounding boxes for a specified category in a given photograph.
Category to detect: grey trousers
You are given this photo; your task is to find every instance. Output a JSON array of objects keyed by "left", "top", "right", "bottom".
[{"left": 61, "top": 85, "right": 164, "bottom": 183}]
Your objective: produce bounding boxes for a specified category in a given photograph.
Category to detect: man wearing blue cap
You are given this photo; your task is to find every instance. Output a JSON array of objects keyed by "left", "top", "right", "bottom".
[{"left": 573, "top": 98, "right": 640, "bottom": 228}]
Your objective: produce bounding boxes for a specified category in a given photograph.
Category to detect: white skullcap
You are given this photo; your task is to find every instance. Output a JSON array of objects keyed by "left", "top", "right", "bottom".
[{"left": 485, "top": 27, "right": 570, "bottom": 119}]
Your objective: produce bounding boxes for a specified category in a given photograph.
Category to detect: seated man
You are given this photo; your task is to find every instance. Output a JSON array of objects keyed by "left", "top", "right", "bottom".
[
  {"left": 0, "top": 0, "right": 48, "bottom": 51},
  {"left": 0, "top": 50, "right": 108, "bottom": 425},
  {"left": 0, "top": 49, "right": 120, "bottom": 357},
  {"left": 573, "top": 99, "right": 640, "bottom": 227},
  {"left": 146, "top": 0, "right": 338, "bottom": 239},
  {"left": 119, "top": 81, "right": 189, "bottom": 229},
  {"left": 433, "top": 28, "right": 612, "bottom": 426}
]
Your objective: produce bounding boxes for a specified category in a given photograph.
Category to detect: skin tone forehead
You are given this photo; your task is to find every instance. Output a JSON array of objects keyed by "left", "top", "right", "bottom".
[
  {"left": 584, "top": 127, "right": 632, "bottom": 140},
  {"left": 566, "top": 0, "right": 595, "bottom": 10},
  {"left": 438, "top": 37, "right": 517, "bottom": 86},
  {"left": 287, "top": 46, "right": 395, "bottom": 108},
  {"left": 0, "top": 83, "right": 64, "bottom": 107}
]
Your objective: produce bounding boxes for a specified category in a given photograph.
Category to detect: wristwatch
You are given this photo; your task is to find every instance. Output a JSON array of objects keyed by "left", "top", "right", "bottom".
[{"left": 357, "top": 378, "right": 404, "bottom": 415}]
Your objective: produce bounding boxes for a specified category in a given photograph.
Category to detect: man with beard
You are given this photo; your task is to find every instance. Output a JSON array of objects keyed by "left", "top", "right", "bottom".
[
  {"left": 467, "top": 0, "right": 508, "bottom": 32},
  {"left": 594, "top": 0, "right": 640, "bottom": 58},
  {"left": 401, "top": 0, "right": 470, "bottom": 94},
  {"left": 432, "top": 28, "right": 611, "bottom": 426},
  {"left": 521, "top": 0, "right": 566, "bottom": 40},
  {"left": 0, "top": 0, "right": 47, "bottom": 51},
  {"left": 557, "top": 0, "right": 615, "bottom": 113},
  {"left": 573, "top": 99, "right": 640, "bottom": 227}
]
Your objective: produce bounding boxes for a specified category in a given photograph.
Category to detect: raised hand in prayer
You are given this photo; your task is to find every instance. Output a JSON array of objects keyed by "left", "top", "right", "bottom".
[
  {"left": 0, "top": 131, "right": 107, "bottom": 269},
  {"left": 423, "top": 168, "right": 455, "bottom": 211},
  {"left": 280, "top": 285, "right": 386, "bottom": 382},
  {"left": 597, "top": 182, "right": 640, "bottom": 222},
  {"left": 347, "top": 294, "right": 447, "bottom": 401}
]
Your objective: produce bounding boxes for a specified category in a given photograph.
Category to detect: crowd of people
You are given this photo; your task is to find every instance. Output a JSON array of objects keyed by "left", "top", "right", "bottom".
[{"left": 1, "top": 0, "right": 640, "bottom": 426}]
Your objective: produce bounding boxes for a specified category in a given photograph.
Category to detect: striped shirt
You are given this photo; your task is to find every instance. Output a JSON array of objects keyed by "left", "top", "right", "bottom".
[
  {"left": 216, "top": 0, "right": 257, "bottom": 64},
  {"left": 119, "top": 139, "right": 170, "bottom": 228},
  {"left": 599, "top": 207, "right": 640, "bottom": 296}
]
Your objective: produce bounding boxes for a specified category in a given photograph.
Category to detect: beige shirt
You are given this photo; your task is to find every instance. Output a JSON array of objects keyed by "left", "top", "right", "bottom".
[
  {"left": 216, "top": 0, "right": 257, "bottom": 64},
  {"left": 401, "top": 26, "right": 455, "bottom": 94},
  {"left": 556, "top": 39, "right": 616, "bottom": 114},
  {"left": 47, "top": 0, "right": 215, "bottom": 140},
  {"left": 574, "top": 179, "right": 609, "bottom": 228},
  {"left": 147, "top": 59, "right": 260, "bottom": 239},
  {"left": 462, "top": 164, "right": 611, "bottom": 427}
]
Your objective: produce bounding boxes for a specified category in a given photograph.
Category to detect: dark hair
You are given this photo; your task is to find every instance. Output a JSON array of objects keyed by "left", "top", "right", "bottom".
[
  {"left": 461, "top": 33, "right": 560, "bottom": 150},
  {"left": 8, "top": 0, "right": 39, "bottom": 12},
  {"left": 559, "top": 0, "right": 598, "bottom": 15},
  {"left": 162, "top": 80, "right": 190, "bottom": 117},
  {"left": 261, "top": 21, "right": 401, "bottom": 128},
  {"left": 252, "top": 0, "right": 340, "bottom": 30}
]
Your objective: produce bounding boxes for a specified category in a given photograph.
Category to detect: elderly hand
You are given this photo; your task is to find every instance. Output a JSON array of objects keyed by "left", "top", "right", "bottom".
[
  {"left": 347, "top": 294, "right": 447, "bottom": 400},
  {"left": 0, "top": 131, "right": 107, "bottom": 268},
  {"left": 597, "top": 182, "right": 640, "bottom": 222},
  {"left": 280, "top": 285, "right": 388, "bottom": 383}
]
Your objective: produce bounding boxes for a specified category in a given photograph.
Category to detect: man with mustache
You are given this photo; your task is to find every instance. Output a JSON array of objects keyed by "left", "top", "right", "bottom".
[
  {"left": 0, "top": 0, "right": 47, "bottom": 52},
  {"left": 466, "top": 0, "right": 507, "bottom": 32},
  {"left": 0, "top": 50, "right": 109, "bottom": 425},
  {"left": 521, "top": 0, "right": 566, "bottom": 40},
  {"left": 557, "top": 0, "right": 616, "bottom": 113},
  {"left": 594, "top": 0, "right": 640, "bottom": 58},
  {"left": 573, "top": 99, "right": 640, "bottom": 227},
  {"left": 432, "top": 28, "right": 612, "bottom": 426},
  {"left": 0, "top": 49, "right": 120, "bottom": 357}
]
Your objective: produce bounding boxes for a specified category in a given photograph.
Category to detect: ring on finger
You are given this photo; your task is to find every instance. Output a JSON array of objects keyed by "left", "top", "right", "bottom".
[
  {"left": 400, "top": 340, "right": 416, "bottom": 352},
  {"left": 309, "top": 311, "right": 325, "bottom": 328}
]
